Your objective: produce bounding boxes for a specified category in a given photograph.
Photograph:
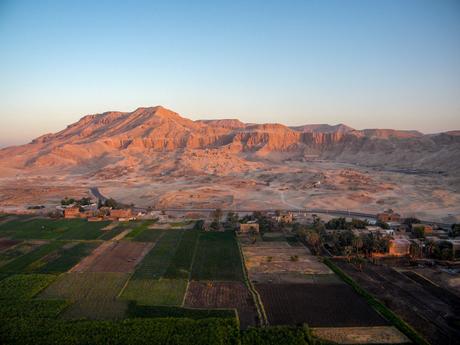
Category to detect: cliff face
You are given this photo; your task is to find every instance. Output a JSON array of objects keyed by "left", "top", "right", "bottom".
[{"left": 0, "top": 106, "right": 459, "bottom": 174}]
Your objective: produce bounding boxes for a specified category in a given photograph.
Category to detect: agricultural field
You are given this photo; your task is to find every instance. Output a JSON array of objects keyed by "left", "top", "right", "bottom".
[
  {"left": 121, "top": 278, "right": 188, "bottom": 306},
  {"left": 164, "top": 228, "right": 200, "bottom": 279},
  {"left": 0, "top": 218, "right": 110, "bottom": 240},
  {"left": 255, "top": 282, "right": 387, "bottom": 327},
  {"left": 71, "top": 241, "right": 153, "bottom": 273},
  {"left": 334, "top": 258, "right": 460, "bottom": 345},
  {"left": 0, "top": 240, "right": 44, "bottom": 267},
  {"left": 0, "top": 238, "right": 20, "bottom": 251},
  {"left": 40, "top": 272, "right": 130, "bottom": 319},
  {"left": 0, "top": 240, "right": 67, "bottom": 273},
  {"left": 241, "top": 241, "right": 332, "bottom": 283},
  {"left": 191, "top": 231, "right": 244, "bottom": 281},
  {"left": 185, "top": 281, "right": 258, "bottom": 329},
  {"left": 130, "top": 229, "right": 183, "bottom": 279}
]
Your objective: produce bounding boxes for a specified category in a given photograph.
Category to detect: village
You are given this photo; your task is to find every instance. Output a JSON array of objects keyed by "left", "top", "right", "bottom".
[
  {"left": 1, "top": 194, "right": 459, "bottom": 344},
  {"left": 56, "top": 195, "right": 460, "bottom": 262}
]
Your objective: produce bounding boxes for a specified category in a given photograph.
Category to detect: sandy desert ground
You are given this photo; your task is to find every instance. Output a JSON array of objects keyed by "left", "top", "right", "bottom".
[{"left": 0, "top": 160, "right": 458, "bottom": 223}]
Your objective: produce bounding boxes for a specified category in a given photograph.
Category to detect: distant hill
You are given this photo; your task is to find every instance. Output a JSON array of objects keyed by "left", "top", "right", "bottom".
[{"left": 0, "top": 105, "right": 459, "bottom": 176}]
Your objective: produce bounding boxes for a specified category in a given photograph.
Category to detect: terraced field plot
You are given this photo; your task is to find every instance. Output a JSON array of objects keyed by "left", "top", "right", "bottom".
[
  {"left": 185, "top": 281, "right": 258, "bottom": 329},
  {"left": 40, "top": 272, "right": 130, "bottom": 319},
  {"left": 191, "top": 231, "right": 243, "bottom": 281},
  {"left": 255, "top": 282, "right": 387, "bottom": 327}
]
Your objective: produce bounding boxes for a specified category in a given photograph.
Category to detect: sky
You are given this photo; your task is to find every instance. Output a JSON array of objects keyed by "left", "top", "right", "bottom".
[{"left": 0, "top": 0, "right": 459, "bottom": 147}]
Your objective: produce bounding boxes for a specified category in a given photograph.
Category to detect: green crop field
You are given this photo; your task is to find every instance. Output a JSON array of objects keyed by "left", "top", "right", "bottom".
[
  {"left": 191, "top": 232, "right": 244, "bottom": 281},
  {"left": 132, "top": 229, "right": 183, "bottom": 279},
  {"left": 164, "top": 228, "right": 200, "bottom": 279},
  {"left": 37, "top": 242, "right": 100, "bottom": 273},
  {"left": 0, "top": 218, "right": 110, "bottom": 240},
  {"left": 0, "top": 241, "right": 66, "bottom": 273},
  {"left": 124, "top": 220, "right": 157, "bottom": 240},
  {"left": 0, "top": 241, "right": 41, "bottom": 267},
  {"left": 121, "top": 278, "right": 188, "bottom": 306},
  {"left": 0, "top": 274, "right": 57, "bottom": 299},
  {"left": 97, "top": 226, "right": 126, "bottom": 240},
  {"left": 40, "top": 272, "right": 130, "bottom": 319},
  {"left": 132, "top": 228, "right": 165, "bottom": 242}
]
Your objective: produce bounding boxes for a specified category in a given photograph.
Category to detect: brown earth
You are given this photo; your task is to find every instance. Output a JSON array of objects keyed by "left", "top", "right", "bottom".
[
  {"left": 0, "top": 238, "right": 20, "bottom": 251},
  {"left": 255, "top": 282, "right": 387, "bottom": 327},
  {"left": 184, "top": 281, "right": 258, "bottom": 329},
  {"left": 334, "top": 259, "right": 460, "bottom": 345},
  {"left": 70, "top": 241, "right": 154, "bottom": 273}
]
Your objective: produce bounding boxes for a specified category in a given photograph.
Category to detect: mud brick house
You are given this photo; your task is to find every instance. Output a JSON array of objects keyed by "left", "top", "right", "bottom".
[
  {"left": 389, "top": 238, "right": 411, "bottom": 256},
  {"left": 64, "top": 206, "right": 81, "bottom": 219},
  {"left": 276, "top": 212, "right": 294, "bottom": 224},
  {"left": 110, "top": 209, "right": 133, "bottom": 221},
  {"left": 239, "top": 221, "right": 259, "bottom": 233},
  {"left": 412, "top": 223, "right": 433, "bottom": 235},
  {"left": 377, "top": 210, "right": 401, "bottom": 223}
]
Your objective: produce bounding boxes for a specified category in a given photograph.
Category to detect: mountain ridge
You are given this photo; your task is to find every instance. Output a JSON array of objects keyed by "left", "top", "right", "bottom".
[{"left": 0, "top": 106, "right": 459, "bottom": 175}]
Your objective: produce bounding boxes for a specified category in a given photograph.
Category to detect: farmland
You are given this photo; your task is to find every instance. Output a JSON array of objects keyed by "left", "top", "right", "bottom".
[
  {"left": 255, "top": 282, "right": 387, "bottom": 327},
  {"left": 333, "top": 258, "right": 460, "bottom": 345},
  {"left": 185, "top": 281, "right": 258, "bottom": 329},
  {"left": 121, "top": 278, "right": 188, "bottom": 306},
  {"left": 40, "top": 272, "right": 131, "bottom": 319},
  {"left": 0, "top": 215, "right": 417, "bottom": 344},
  {"left": 191, "top": 231, "right": 244, "bottom": 281},
  {"left": 71, "top": 241, "right": 153, "bottom": 273}
]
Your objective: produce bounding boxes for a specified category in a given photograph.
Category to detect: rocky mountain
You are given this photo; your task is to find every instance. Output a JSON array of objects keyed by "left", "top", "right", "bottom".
[{"left": 0, "top": 106, "right": 459, "bottom": 176}]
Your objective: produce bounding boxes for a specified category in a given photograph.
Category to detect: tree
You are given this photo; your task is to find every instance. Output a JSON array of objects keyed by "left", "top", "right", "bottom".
[
  {"left": 404, "top": 217, "right": 421, "bottom": 227},
  {"left": 352, "top": 236, "right": 363, "bottom": 255},
  {"left": 224, "top": 212, "right": 239, "bottom": 231},
  {"left": 412, "top": 226, "right": 425, "bottom": 239},
  {"left": 450, "top": 224, "right": 460, "bottom": 238},
  {"left": 211, "top": 208, "right": 223, "bottom": 223},
  {"left": 306, "top": 231, "right": 321, "bottom": 255}
]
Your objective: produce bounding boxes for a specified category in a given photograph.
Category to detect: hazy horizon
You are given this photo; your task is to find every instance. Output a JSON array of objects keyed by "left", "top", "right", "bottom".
[{"left": 1, "top": 0, "right": 459, "bottom": 147}]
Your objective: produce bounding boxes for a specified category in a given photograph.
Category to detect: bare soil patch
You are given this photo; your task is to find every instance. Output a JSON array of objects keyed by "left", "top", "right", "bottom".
[
  {"left": 71, "top": 241, "right": 153, "bottom": 273},
  {"left": 241, "top": 242, "right": 331, "bottom": 281},
  {"left": 334, "top": 259, "right": 460, "bottom": 345},
  {"left": 255, "top": 282, "right": 387, "bottom": 327},
  {"left": 184, "top": 281, "right": 258, "bottom": 329},
  {"left": 0, "top": 238, "right": 20, "bottom": 251},
  {"left": 312, "top": 326, "right": 410, "bottom": 344}
]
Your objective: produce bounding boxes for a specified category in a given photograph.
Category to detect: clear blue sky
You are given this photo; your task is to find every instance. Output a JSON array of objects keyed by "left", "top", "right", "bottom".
[{"left": 0, "top": 0, "right": 459, "bottom": 147}]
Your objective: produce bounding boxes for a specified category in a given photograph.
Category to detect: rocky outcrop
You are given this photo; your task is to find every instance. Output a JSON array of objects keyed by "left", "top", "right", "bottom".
[{"left": 0, "top": 106, "right": 458, "bottom": 174}]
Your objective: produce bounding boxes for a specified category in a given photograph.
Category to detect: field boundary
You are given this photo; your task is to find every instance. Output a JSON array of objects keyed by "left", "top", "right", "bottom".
[
  {"left": 236, "top": 236, "right": 268, "bottom": 326},
  {"left": 323, "top": 258, "right": 430, "bottom": 345}
]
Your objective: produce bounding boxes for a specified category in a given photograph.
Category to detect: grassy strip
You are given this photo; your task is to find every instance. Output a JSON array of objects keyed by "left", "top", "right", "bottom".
[
  {"left": 323, "top": 258, "right": 430, "bottom": 345},
  {"left": 236, "top": 236, "right": 268, "bottom": 326}
]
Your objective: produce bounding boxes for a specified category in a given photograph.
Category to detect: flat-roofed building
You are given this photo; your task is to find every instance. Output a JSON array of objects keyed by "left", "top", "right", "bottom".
[
  {"left": 389, "top": 238, "right": 411, "bottom": 256},
  {"left": 239, "top": 221, "right": 259, "bottom": 233},
  {"left": 64, "top": 206, "right": 81, "bottom": 219}
]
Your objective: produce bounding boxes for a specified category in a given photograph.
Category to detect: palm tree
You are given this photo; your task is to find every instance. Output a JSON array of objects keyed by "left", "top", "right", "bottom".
[{"left": 352, "top": 236, "right": 363, "bottom": 255}]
